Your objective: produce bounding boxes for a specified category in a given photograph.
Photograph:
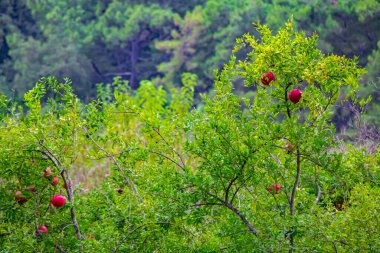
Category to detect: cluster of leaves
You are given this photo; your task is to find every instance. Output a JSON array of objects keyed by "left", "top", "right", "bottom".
[{"left": 0, "top": 23, "right": 379, "bottom": 252}]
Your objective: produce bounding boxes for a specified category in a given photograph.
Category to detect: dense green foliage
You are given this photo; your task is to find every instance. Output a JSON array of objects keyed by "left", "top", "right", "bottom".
[
  {"left": 0, "top": 23, "right": 379, "bottom": 252},
  {"left": 1, "top": 1, "right": 379, "bottom": 134},
  {"left": 1, "top": 1, "right": 379, "bottom": 117}
]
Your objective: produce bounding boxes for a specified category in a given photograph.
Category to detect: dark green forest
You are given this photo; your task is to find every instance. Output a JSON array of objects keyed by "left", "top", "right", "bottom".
[
  {"left": 1, "top": 0, "right": 379, "bottom": 129},
  {"left": 0, "top": 1, "right": 379, "bottom": 252}
]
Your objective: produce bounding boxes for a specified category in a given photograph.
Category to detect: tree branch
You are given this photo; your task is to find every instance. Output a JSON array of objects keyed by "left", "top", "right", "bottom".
[
  {"left": 32, "top": 190, "right": 40, "bottom": 236},
  {"left": 192, "top": 202, "right": 222, "bottom": 207},
  {"left": 226, "top": 158, "right": 249, "bottom": 203},
  {"left": 309, "top": 90, "right": 338, "bottom": 128},
  {"left": 89, "top": 148, "right": 138, "bottom": 160},
  {"left": 289, "top": 148, "right": 301, "bottom": 216},
  {"left": 83, "top": 127, "right": 136, "bottom": 193},
  {"left": 225, "top": 176, "right": 238, "bottom": 202},
  {"left": 54, "top": 243, "right": 67, "bottom": 253},
  {"left": 36, "top": 144, "right": 83, "bottom": 243},
  {"left": 288, "top": 147, "right": 301, "bottom": 253},
  {"left": 315, "top": 183, "right": 323, "bottom": 205},
  {"left": 147, "top": 150, "right": 185, "bottom": 170},
  {"left": 285, "top": 82, "right": 292, "bottom": 119},
  {"left": 230, "top": 175, "right": 252, "bottom": 205},
  {"left": 113, "top": 222, "right": 174, "bottom": 253},
  {"left": 223, "top": 201, "right": 258, "bottom": 235},
  {"left": 152, "top": 127, "right": 185, "bottom": 168},
  {"left": 271, "top": 145, "right": 323, "bottom": 167},
  {"left": 207, "top": 192, "right": 258, "bottom": 235},
  {"left": 103, "top": 72, "right": 131, "bottom": 77}
]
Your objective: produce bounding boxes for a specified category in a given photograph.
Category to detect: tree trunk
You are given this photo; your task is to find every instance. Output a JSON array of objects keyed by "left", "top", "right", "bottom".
[
  {"left": 289, "top": 149, "right": 301, "bottom": 253},
  {"left": 130, "top": 40, "right": 138, "bottom": 89}
]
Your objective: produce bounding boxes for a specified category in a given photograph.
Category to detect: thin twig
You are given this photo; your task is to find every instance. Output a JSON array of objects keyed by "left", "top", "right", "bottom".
[
  {"left": 315, "top": 183, "right": 323, "bottom": 205},
  {"left": 33, "top": 191, "right": 39, "bottom": 235},
  {"left": 103, "top": 72, "right": 131, "bottom": 77},
  {"left": 285, "top": 82, "right": 292, "bottom": 119},
  {"left": 54, "top": 244, "right": 67, "bottom": 253},
  {"left": 230, "top": 175, "right": 252, "bottom": 205},
  {"left": 332, "top": 241, "right": 338, "bottom": 253},
  {"left": 309, "top": 90, "right": 338, "bottom": 128},
  {"left": 271, "top": 145, "right": 323, "bottom": 167},
  {"left": 88, "top": 149, "right": 138, "bottom": 160},
  {"left": 147, "top": 150, "right": 185, "bottom": 170},
  {"left": 268, "top": 151, "right": 291, "bottom": 203},
  {"left": 192, "top": 202, "right": 222, "bottom": 207},
  {"left": 109, "top": 111, "right": 138, "bottom": 114},
  {"left": 113, "top": 222, "right": 172, "bottom": 253},
  {"left": 187, "top": 147, "right": 227, "bottom": 190},
  {"left": 83, "top": 127, "right": 136, "bottom": 193},
  {"left": 226, "top": 158, "right": 248, "bottom": 202},
  {"left": 270, "top": 153, "right": 282, "bottom": 166},
  {"left": 225, "top": 176, "right": 238, "bottom": 202},
  {"left": 70, "top": 102, "right": 78, "bottom": 166},
  {"left": 152, "top": 127, "right": 185, "bottom": 168}
]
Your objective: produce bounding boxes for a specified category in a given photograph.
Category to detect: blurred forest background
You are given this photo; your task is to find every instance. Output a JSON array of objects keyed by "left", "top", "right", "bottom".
[{"left": 0, "top": 0, "right": 379, "bottom": 134}]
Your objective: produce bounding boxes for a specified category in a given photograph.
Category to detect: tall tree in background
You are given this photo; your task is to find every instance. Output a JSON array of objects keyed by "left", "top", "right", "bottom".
[
  {"left": 0, "top": 0, "right": 41, "bottom": 96},
  {"left": 96, "top": 2, "right": 174, "bottom": 89},
  {"left": 0, "top": 0, "right": 103, "bottom": 99},
  {"left": 155, "top": 0, "right": 268, "bottom": 92},
  {"left": 155, "top": 6, "right": 205, "bottom": 88},
  {"left": 5, "top": 34, "right": 96, "bottom": 100},
  {"left": 23, "top": 0, "right": 175, "bottom": 90}
]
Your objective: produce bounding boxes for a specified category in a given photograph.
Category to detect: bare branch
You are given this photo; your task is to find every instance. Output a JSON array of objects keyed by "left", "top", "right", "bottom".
[
  {"left": 271, "top": 145, "right": 323, "bottom": 167},
  {"left": 152, "top": 127, "right": 185, "bottom": 168},
  {"left": 109, "top": 111, "right": 139, "bottom": 114},
  {"left": 225, "top": 176, "right": 238, "bottom": 202},
  {"left": 226, "top": 158, "right": 248, "bottom": 203},
  {"left": 83, "top": 127, "right": 136, "bottom": 193},
  {"left": 309, "top": 90, "right": 339, "bottom": 128},
  {"left": 88, "top": 149, "right": 138, "bottom": 160},
  {"left": 54, "top": 244, "right": 67, "bottom": 253},
  {"left": 192, "top": 202, "right": 222, "bottom": 207},
  {"left": 147, "top": 150, "right": 185, "bottom": 170},
  {"left": 223, "top": 201, "right": 258, "bottom": 235},
  {"left": 36, "top": 144, "right": 83, "bottom": 243},
  {"left": 103, "top": 72, "right": 131, "bottom": 77},
  {"left": 290, "top": 148, "right": 301, "bottom": 216},
  {"left": 33, "top": 191, "right": 39, "bottom": 236},
  {"left": 288, "top": 147, "right": 302, "bottom": 253},
  {"left": 230, "top": 175, "right": 252, "bottom": 205},
  {"left": 285, "top": 82, "right": 292, "bottom": 119},
  {"left": 207, "top": 192, "right": 258, "bottom": 235},
  {"left": 270, "top": 153, "right": 282, "bottom": 166},
  {"left": 298, "top": 153, "right": 322, "bottom": 167},
  {"left": 315, "top": 183, "right": 323, "bottom": 205},
  {"left": 113, "top": 222, "right": 179, "bottom": 253},
  {"left": 36, "top": 143, "right": 62, "bottom": 168},
  {"left": 207, "top": 192, "right": 225, "bottom": 203}
]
